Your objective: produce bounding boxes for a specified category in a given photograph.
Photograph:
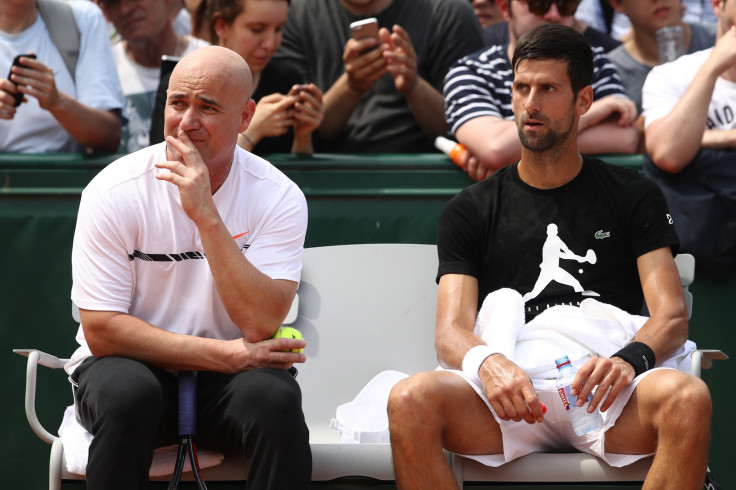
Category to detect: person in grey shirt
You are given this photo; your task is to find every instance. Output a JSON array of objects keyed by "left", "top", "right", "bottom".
[{"left": 607, "top": 0, "right": 715, "bottom": 113}]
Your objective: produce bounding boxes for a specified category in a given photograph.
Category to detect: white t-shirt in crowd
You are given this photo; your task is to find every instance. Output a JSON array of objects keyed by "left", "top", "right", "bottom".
[
  {"left": 643, "top": 48, "right": 736, "bottom": 131},
  {"left": 0, "top": 1, "right": 124, "bottom": 152}
]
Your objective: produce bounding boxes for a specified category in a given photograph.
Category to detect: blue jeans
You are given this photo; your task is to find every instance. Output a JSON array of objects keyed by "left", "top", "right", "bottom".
[{"left": 71, "top": 356, "right": 311, "bottom": 489}]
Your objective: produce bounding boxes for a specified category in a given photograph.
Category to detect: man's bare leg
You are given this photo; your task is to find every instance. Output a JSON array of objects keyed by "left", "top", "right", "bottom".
[
  {"left": 605, "top": 369, "right": 712, "bottom": 490},
  {"left": 388, "top": 370, "right": 504, "bottom": 490}
]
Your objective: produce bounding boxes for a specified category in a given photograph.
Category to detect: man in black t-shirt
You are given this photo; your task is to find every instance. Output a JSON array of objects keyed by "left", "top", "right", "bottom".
[{"left": 388, "top": 24, "right": 712, "bottom": 490}]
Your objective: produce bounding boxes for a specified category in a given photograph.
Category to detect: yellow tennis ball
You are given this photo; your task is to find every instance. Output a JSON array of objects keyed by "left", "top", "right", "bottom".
[{"left": 272, "top": 326, "right": 304, "bottom": 353}]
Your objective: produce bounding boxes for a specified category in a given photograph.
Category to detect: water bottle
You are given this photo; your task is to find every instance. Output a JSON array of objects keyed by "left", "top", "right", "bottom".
[{"left": 555, "top": 355, "right": 604, "bottom": 436}]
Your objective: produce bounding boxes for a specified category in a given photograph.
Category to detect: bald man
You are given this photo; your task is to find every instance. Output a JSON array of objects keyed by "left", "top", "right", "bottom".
[{"left": 65, "top": 46, "right": 311, "bottom": 489}]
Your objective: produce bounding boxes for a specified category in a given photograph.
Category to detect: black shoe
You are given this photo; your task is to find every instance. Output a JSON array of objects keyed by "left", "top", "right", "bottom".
[{"left": 704, "top": 468, "right": 721, "bottom": 490}]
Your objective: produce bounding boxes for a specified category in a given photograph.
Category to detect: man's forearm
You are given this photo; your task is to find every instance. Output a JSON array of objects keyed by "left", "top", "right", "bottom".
[
  {"left": 320, "top": 73, "right": 363, "bottom": 141},
  {"left": 404, "top": 78, "right": 447, "bottom": 140},
  {"left": 701, "top": 128, "right": 736, "bottom": 150},
  {"left": 634, "top": 248, "right": 690, "bottom": 364},
  {"left": 81, "top": 309, "right": 239, "bottom": 372},
  {"left": 456, "top": 116, "right": 522, "bottom": 171},
  {"left": 49, "top": 93, "right": 122, "bottom": 152},
  {"left": 196, "top": 215, "right": 296, "bottom": 342},
  {"left": 578, "top": 121, "right": 638, "bottom": 155},
  {"left": 645, "top": 62, "right": 721, "bottom": 173}
]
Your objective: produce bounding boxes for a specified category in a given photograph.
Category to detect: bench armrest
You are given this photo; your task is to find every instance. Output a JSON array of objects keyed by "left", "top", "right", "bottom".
[
  {"left": 691, "top": 349, "right": 729, "bottom": 378},
  {"left": 13, "top": 349, "right": 70, "bottom": 445}
]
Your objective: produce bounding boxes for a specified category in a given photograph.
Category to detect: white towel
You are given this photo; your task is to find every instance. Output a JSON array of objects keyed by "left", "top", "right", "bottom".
[
  {"left": 58, "top": 405, "right": 225, "bottom": 477},
  {"left": 331, "top": 370, "right": 409, "bottom": 443},
  {"left": 331, "top": 291, "right": 696, "bottom": 443},
  {"left": 475, "top": 290, "right": 694, "bottom": 379}
]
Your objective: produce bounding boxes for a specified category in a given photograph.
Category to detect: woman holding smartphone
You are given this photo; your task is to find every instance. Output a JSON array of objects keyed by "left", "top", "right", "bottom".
[{"left": 208, "top": 0, "right": 324, "bottom": 154}]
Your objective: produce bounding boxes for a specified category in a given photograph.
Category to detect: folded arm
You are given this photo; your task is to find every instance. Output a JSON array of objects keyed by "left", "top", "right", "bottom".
[
  {"left": 455, "top": 116, "right": 522, "bottom": 181},
  {"left": 577, "top": 96, "right": 639, "bottom": 155},
  {"left": 80, "top": 309, "right": 305, "bottom": 373},
  {"left": 646, "top": 27, "right": 736, "bottom": 173}
]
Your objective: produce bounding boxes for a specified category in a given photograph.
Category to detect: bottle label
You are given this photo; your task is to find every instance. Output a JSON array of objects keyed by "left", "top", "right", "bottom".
[
  {"left": 558, "top": 387, "right": 571, "bottom": 411},
  {"left": 558, "top": 384, "right": 593, "bottom": 411}
]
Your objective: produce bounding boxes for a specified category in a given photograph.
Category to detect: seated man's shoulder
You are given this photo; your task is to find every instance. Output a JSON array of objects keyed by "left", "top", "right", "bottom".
[
  {"left": 235, "top": 149, "right": 305, "bottom": 194},
  {"left": 586, "top": 157, "right": 654, "bottom": 188},
  {"left": 450, "top": 44, "right": 508, "bottom": 72},
  {"left": 647, "top": 47, "right": 711, "bottom": 82},
  {"left": 583, "top": 26, "right": 621, "bottom": 53},
  {"left": 688, "top": 21, "right": 717, "bottom": 50},
  {"left": 483, "top": 23, "right": 508, "bottom": 47},
  {"left": 82, "top": 147, "right": 163, "bottom": 198}
]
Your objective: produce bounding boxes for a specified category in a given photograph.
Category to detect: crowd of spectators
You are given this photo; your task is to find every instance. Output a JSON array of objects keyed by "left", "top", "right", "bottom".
[
  {"left": 1, "top": 0, "right": 732, "bottom": 271},
  {"left": 0, "top": 0, "right": 718, "bottom": 158}
]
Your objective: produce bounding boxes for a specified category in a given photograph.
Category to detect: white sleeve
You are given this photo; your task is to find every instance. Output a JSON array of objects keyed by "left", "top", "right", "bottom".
[
  {"left": 243, "top": 182, "right": 308, "bottom": 284},
  {"left": 641, "top": 64, "right": 684, "bottom": 130},
  {"left": 642, "top": 51, "right": 709, "bottom": 130},
  {"left": 71, "top": 185, "right": 134, "bottom": 313}
]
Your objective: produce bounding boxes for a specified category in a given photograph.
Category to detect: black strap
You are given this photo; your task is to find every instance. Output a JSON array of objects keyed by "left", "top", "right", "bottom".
[{"left": 600, "top": 0, "right": 615, "bottom": 36}]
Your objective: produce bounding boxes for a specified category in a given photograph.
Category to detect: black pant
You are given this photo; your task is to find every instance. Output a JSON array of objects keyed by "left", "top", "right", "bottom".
[{"left": 72, "top": 356, "right": 311, "bottom": 489}]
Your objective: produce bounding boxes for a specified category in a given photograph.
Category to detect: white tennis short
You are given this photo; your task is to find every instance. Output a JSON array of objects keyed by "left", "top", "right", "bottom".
[{"left": 445, "top": 367, "right": 674, "bottom": 467}]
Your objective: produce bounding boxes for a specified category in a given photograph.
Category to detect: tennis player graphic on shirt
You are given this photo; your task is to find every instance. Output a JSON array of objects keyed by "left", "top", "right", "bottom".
[{"left": 522, "top": 223, "right": 600, "bottom": 302}]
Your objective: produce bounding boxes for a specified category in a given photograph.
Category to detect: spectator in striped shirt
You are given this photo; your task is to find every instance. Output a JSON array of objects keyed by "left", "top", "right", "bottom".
[{"left": 444, "top": 0, "right": 638, "bottom": 181}]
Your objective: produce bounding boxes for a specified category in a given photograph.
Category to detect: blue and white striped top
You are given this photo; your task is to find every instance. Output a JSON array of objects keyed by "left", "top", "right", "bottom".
[{"left": 444, "top": 44, "right": 628, "bottom": 136}]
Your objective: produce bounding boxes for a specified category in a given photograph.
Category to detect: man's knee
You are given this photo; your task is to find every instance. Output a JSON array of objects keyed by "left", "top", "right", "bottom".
[
  {"left": 228, "top": 369, "right": 306, "bottom": 432},
  {"left": 646, "top": 370, "right": 712, "bottom": 428},
  {"left": 75, "top": 357, "right": 170, "bottom": 420},
  {"left": 72, "top": 357, "right": 175, "bottom": 452},
  {"left": 388, "top": 372, "right": 448, "bottom": 430},
  {"left": 667, "top": 373, "right": 711, "bottom": 419}
]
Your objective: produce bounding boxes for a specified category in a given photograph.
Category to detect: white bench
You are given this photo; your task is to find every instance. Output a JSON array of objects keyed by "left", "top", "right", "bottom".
[{"left": 15, "top": 244, "right": 726, "bottom": 488}]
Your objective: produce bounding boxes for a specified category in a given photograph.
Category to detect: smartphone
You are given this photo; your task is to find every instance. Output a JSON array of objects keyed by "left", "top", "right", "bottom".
[
  {"left": 350, "top": 17, "right": 379, "bottom": 42},
  {"left": 4, "top": 53, "right": 36, "bottom": 107},
  {"left": 160, "top": 55, "right": 181, "bottom": 83}
]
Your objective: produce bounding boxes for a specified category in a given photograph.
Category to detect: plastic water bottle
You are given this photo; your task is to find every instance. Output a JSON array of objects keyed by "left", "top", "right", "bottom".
[{"left": 555, "top": 355, "right": 604, "bottom": 436}]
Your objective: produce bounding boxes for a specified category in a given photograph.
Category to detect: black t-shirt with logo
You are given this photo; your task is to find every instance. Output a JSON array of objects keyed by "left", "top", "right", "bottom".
[{"left": 437, "top": 157, "right": 679, "bottom": 320}]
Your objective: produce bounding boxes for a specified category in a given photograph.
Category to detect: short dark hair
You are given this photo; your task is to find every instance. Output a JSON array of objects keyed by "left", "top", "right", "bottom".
[{"left": 512, "top": 24, "right": 594, "bottom": 95}]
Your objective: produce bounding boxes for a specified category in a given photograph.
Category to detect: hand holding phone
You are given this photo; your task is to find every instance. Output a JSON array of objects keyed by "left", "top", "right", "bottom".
[
  {"left": 350, "top": 17, "right": 380, "bottom": 54},
  {"left": 4, "top": 53, "right": 37, "bottom": 107},
  {"left": 350, "top": 18, "right": 379, "bottom": 41}
]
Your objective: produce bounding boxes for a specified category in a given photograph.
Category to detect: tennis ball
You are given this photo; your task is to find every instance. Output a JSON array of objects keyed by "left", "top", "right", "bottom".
[{"left": 272, "top": 326, "right": 304, "bottom": 353}]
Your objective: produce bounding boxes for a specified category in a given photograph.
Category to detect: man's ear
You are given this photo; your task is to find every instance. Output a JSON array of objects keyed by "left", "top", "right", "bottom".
[
  {"left": 239, "top": 98, "right": 256, "bottom": 134},
  {"left": 576, "top": 86, "right": 594, "bottom": 117},
  {"left": 712, "top": 0, "right": 725, "bottom": 18},
  {"left": 213, "top": 17, "right": 227, "bottom": 44},
  {"left": 496, "top": 0, "right": 512, "bottom": 22},
  {"left": 607, "top": 0, "right": 625, "bottom": 14}
]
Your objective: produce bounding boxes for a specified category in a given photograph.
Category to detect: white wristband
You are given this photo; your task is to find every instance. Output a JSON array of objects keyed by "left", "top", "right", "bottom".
[{"left": 462, "top": 345, "right": 496, "bottom": 385}]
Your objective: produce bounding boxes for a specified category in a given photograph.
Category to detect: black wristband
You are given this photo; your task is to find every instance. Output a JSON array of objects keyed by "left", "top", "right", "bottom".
[{"left": 611, "top": 341, "right": 656, "bottom": 378}]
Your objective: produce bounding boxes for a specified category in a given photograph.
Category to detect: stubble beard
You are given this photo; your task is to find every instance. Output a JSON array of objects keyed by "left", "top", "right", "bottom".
[{"left": 517, "top": 111, "right": 576, "bottom": 153}]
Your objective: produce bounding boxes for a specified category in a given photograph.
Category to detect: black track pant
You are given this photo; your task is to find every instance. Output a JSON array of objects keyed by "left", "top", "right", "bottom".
[{"left": 72, "top": 356, "right": 311, "bottom": 489}]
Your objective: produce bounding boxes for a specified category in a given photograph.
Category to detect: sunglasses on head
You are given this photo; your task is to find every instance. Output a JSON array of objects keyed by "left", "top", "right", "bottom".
[{"left": 522, "top": 0, "right": 580, "bottom": 16}]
